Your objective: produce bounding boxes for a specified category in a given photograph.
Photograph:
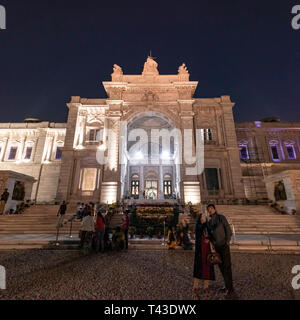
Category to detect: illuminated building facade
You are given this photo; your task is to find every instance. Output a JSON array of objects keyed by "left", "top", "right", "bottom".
[{"left": 1, "top": 57, "right": 299, "bottom": 213}]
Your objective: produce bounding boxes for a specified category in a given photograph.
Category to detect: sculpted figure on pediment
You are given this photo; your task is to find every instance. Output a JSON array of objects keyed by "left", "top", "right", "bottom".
[
  {"left": 112, "top": 64, "right": 123, "bottom": 75},
  {"left": 178, "top": 63, "right": 189, "bottom": 75},
  {"left": 143, "top": 56, "right": 159, "bottom": 75}
]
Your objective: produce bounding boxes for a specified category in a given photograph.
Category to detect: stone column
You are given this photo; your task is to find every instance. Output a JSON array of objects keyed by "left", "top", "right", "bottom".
[
  {"left": 178, "top": 99, "right": 202, "bottom": 203},
  {"left": 18, "top": 137, "right": 25, "bottom": 161},
  {"left": 159, "top": 165, "right": 164, "bottom": 200},
  {"left": 57, "top": 99, "right": 81, "bottom": 202},
  {"left": 140, "top": 165, "right": 144, "bottom": 199},
  {"left": 102, "top": 102, "right": 122, "bottom": 202},
  {"left": 221, "top": 96, "right": 245, "bottom": 199},
  {"left": 1, "top": 137, "right": 8, "bottom": 162}
]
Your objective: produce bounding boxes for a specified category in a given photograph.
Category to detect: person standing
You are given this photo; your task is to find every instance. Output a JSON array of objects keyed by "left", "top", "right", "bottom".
[
  {"left": 96, "top": 211, "right": 106, "bottom": 253},
  {"left": 76, "top": 203, "right": 84, "bottom": 220},
  {"left": 206, "top": 204, "right": 236, "bottom": 299},
  {"left": 122, "top": 210, "right": 130, "bottom": 250},
  {"left": 167, "top": 226, "right": 177, "bottom": 249},
  {"left": 79, "top": 211, "right": 95, "bottom": 248},
  {"left": 193, "top": 213, "right": 215, "bottom": 299},
  {"left": 57, "top": 201, "right": 67, "bottom": 228},
  {"left": 0, "top": 189, "right": 9, "bottom": 215}
]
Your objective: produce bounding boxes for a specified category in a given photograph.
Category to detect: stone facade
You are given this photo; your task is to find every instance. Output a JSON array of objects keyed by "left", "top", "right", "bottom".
[
  {"left": 236, "top": 120, "right": 300, "bottom": 202},
  {"left": 0, "top": 122, "right": 66, "bottom": 204},
  {"left": 56, "top": 57, "right": 245, "bottom": 205},
  {"left": 1, "top": 58, "right": 299, "bottom": 209}
]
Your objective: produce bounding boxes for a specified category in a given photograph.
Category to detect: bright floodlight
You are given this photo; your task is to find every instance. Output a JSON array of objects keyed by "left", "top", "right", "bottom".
[
  {"left": 135, "top": 151, "right": 144, "bottom": 160},
  {"left": 98, "top": 144, "right": 107, "bottom": 151},
  {"left": 161, "top": 151, "right": 170, "bottom": 159}
]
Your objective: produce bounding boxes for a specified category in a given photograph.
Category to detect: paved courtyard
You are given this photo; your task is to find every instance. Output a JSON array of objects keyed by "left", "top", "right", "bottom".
[{"left": 0, "top": 250, "right": 299, "bottom": 300}]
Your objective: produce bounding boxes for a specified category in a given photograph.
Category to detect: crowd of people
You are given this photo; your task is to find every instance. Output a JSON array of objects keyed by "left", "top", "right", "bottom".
[
  {"left": 57, "top": 200, "right": 236, "bottom": 300},
  {"left": 57, "top": 201, "right": 130, "bottom": 253}
]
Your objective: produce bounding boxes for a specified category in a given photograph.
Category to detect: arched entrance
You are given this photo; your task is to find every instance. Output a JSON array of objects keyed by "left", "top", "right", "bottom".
[{"left": 120, "top": 111, "right": 181, "bottom": 202}]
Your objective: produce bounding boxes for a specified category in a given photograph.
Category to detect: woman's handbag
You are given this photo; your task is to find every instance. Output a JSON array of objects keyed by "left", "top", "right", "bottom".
[{"left": 207, "top": 241, "right": 222, "bottom": 265}]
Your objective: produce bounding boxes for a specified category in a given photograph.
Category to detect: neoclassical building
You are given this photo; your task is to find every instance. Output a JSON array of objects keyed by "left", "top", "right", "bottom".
[{"left": 0, "top": 57, "right": 299, "bottom": 213}]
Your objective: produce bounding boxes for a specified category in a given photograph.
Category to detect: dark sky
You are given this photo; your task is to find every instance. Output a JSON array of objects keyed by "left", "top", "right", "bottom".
[{"left": 0, "top": 0, "right": 299, "bottom": 123}]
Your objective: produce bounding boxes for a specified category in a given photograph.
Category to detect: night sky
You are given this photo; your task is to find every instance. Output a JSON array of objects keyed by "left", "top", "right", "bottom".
[{"left": 0, "top": 0, "right": 299, "bottom": 123}]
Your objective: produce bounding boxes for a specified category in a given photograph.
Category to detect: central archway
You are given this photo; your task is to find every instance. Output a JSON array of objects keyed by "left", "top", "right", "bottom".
[{"left": 120, "top": 111, "right": 181, "bottom": 202}]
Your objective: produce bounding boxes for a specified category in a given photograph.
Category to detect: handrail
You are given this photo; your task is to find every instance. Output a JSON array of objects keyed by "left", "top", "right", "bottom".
[{"left": 55, "top": 214, "right": 78, "bottom": 245}]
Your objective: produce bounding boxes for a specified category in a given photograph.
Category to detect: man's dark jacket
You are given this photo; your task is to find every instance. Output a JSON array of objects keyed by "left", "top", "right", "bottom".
[{"left": 207, "top": 213, "right": 232, "bottom": 247}]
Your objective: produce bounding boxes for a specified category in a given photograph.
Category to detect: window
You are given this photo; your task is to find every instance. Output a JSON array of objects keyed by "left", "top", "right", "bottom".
[
  {"left": 89, "top": 129, "right": 101, "bottom": 142},
  {"left": 240, "top": 146, "right": 249, "bottom": 160},
  {"left": 8, "top": 147, "right": 18, "bottom": 160},
  {"left": 164, "top": 180, "right": 172, "bottom": 196},
  {"left": 55, "top": 147, "right": 63, "bottom": 160},
  {"left": 131, "top": 180, "right": 139, "bottom": 196},
  {"left": 286, "top": 145, "right": 296, "bottom": 160},
  {"left": 205, "top": 168, "right": 220, "bottom": 191},
  {"left": 24, "top": 147, "right": 33, "bottom": 160},
  {"left": 203, "top": 129, "right": 213, "bottom": 141},
  {"left": 271, "top": 146, "right": 279, "bottom": 160}
]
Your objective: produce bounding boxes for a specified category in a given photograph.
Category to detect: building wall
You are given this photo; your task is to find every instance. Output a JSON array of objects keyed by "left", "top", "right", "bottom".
[
  {"left": 3, "top": 63, "right": 300, "bottom": 205},
  {"left": 0, "top": 122, "right": 66, "bottom": 204},
  {"left": 236, "top": 121, "right": 300, "bottom": 200}
]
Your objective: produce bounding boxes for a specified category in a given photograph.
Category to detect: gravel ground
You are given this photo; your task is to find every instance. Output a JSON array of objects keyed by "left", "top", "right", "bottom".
[{"left": 0, "top": 250, "right": 299, "bottom": 300}]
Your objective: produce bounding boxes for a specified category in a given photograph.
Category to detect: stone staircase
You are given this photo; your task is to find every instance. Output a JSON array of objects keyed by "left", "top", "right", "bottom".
[
  {"left": 0, "top": 205, "right": 82, "bottom": 235},
  {"left": 187, "top": 205, "right": 300, "bottom": 235},
  {"left": 1, "top": 204, "right": 300, "bottom": 252}
]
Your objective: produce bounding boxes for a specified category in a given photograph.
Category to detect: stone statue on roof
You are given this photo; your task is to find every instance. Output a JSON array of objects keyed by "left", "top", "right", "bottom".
[
  {"left": 178, "top": 63, "right": 189, "bottom": 75},
  {"left": 143, "top": 56, "right": 159, "bottom": 75},
  {"left": 112, "top": 64, "right": 123, "bottom": 75}
]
